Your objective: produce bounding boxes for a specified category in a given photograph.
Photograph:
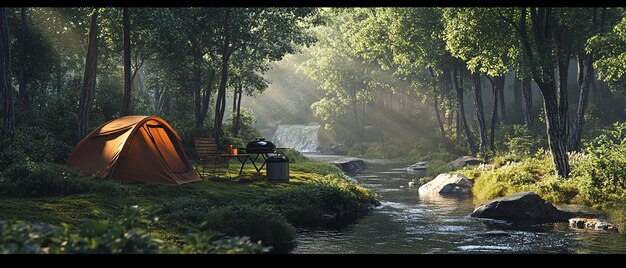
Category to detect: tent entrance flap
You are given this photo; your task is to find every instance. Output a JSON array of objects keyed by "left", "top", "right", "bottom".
[{"left": 144, "top": 122, "right": 190, "bottom": 174}]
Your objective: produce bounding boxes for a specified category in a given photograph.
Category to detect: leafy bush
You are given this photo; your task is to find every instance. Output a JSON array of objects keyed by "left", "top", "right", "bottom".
[
  {"left": 202, "top": 204, "right": 296, "bottom": 247},
  {"left": 495, "top": 124, "right": 545, "bottom": 158},
  {"left": 606, "top": 202, "right": 626, "bottom": 234},
  {"left": 465, "top": 156, "right": 555, "bottom": 202},
  {"left": 426, "top": 159, "right": 451, "bottom": 177},
  {"left": 280, "top": 148, "right": 308, "bottom": 164},
  {"left": 0, "top": 205, "right": 268, "bottom": 254},
  {"left": 182, "top": 228, "right": 268, "bottom": 254},
  {"left": 262, "top": 174, "right": 378, "bottom": 226},
  {"left": 573, "top": 122, "right": 626, "bottom": 204},
  {"left": 0, "top": 161, "right": 125, "bottom": 197}
]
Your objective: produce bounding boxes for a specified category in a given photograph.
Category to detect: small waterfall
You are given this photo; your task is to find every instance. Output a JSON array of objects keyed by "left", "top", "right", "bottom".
[{"left": 272, "top": 124, "right": 320, "bottom": 152}]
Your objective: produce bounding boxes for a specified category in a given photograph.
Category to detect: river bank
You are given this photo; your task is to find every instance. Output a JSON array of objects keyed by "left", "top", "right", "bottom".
[{"left": 0, "top": 154, "right": 378, "bottom": 253}]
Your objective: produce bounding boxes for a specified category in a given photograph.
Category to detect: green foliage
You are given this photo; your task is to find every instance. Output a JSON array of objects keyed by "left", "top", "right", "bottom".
[
  {"left": 426, "top": 159, "right": 452, "bottom": 177},
  {"left": 181, "top": 228, "right": 268, "bottom": 254},
  {"left": 0, "top": 161, "right": 124, "bottom": 197},
  {"left": 495, "top": 124, "right": 545, "bottom": 158},
  {"left": 262, "top": 173, "right": 378, "bottom": 225},
  {"left": 0, "top": 221, "right": 47, "bottom": 254},
  {"left": 573, "top": 122, "right": 626, "bottom": 204},
  {"left": 587, "top": 12, "right": 626, "bottom": 83},
  {"left": 280, "top": 148, "right": 309, "bottom": 164},
  {"left": 0, "top": 205, "right": 268, "bottom": 254},
  {"left": 201, "top": 204, "right": 296, "bottom": 247},
  {"left": 222, "top": 108, "right": 262, "bottom": 149},
  {"left": 606, "top": 201, "right": 626, "bottom": 234}
]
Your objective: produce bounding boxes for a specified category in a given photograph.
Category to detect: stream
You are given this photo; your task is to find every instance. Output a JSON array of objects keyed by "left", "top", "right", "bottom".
[{"left": 292, "top": 154, "right": 626, "bottom": 254}]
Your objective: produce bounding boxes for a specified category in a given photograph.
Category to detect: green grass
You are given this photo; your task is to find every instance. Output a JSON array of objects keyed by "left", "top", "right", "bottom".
[
  {"left": 0, "top": 159, "right": 379, "bottom": 249},
  {"left": 457, "top": 153, "right": 626, "bottom": 234}
]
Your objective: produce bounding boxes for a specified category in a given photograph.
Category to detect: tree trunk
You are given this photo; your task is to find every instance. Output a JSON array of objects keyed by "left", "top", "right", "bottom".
[
  {"left": 434, "top": 95, "right": 445, "bottom": 140},
  {"left": 213, "top": 11, "right": 231, "bottom": 143},
  {"left": 447, "top": 104, "right": 454, "bottom": 134},
  {"left": 472, "top": 71, "right": 488, "bottom": 152},
  {"left": 0, "top": 8, "right": 15, "bottom": 140},
  {"left": 522, "top": 77, "right": 533, "bottom": 127},
  {"left": 19, "top": 7, "right": 29, "bottom": 108},
  {"left": 453, "top": 64, "right": 476, "bottom": 154},
  {"left": 512, "top": 76, "right": 522, "bottom": 123},
  {"left": 487, "top": 76, "right": 499, "bottom": 151},
  {"left": 77, "top": 10, "right": 99, "bottom": 141},
  {"left": 498, "top": 75, "right": 506, "bottom": 122},
  {"left": 516, "top": 7, "right": 570, "bottom": 177},
  {"left": 455, "top": 111, "right": 460, "bottom": 140},
  {"left": 570, "top": 10, "right": 598, "bottom": 151},
  {"left": 557, "top": 55, "right": 569, "bottom": 144},
  {"left": 198, "top": 69, "right": 215, "bottom": 129},
  {"left": 234, "top": 84, "right": 243, "bottom": 136},
  {"left": 121, "top": 7, "right": 131, "bottom": 116},
  {"left": 429, "top": 67, "right": 445, "bottom": 140},
  {"left": 569, "top": 55, "right": 592, "bottom": 152},
  {"left": 542, "top": 88, "right": 571, "bottom": 178}
]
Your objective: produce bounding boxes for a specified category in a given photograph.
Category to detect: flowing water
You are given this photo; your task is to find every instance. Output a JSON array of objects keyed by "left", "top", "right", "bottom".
[
  {"left": 272, "top": 124, "right": 320, "bottom": 152},
  {"left": 292, "top": 154, "right": 626, "bottom": 254}
]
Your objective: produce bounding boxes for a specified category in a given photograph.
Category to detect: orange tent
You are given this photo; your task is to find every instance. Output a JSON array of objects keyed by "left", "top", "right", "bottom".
[{"left": 67, "top": 116, "right": 201, "bottom": 185}]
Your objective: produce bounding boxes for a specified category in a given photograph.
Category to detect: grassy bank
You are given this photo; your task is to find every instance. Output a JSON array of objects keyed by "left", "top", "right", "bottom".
[
  {"left": 453, "top": 123, "right": 626, "bottom": 233},
  {"left": 0, "top": 150, "right": 379, "bottom": 253}
]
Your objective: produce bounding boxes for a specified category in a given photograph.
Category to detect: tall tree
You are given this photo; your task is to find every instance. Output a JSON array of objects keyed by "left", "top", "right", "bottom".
[
  {"left": 77, "top": 10, "right": 99, "bottom": 140},
  {"left": 0, "top": 8, "right": 15, "bottom": 140},
  {"left": 18, "top": 7, "right": 29, "bottom": 108},
  {"left": 121, "top": 7, "right": 131, "bottom": 116},
  {"left": 505, "top": 8, "right": 571, "bottom": 177},
  {"left": 471, "top": 71, "right": 488, "bottom": 152}
]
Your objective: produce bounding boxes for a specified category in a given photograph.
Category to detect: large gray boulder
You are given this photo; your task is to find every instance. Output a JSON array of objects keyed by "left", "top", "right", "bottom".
[
  {"left": 418, "top": 173, "right": 473, "bottom": 196},
  {"left": 470, "top": 192, "right": 571, "bottom": 224},
  {"left": 450, "top": 156, "right": 483, "bottom": 170},
  {"left": 332, "top": 159, "right": 365, "bottom": 174}
]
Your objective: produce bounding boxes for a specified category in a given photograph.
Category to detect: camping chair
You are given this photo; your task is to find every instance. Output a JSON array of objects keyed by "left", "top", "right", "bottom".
[{"left": 194, "top": 137, "right": 227, "bottom": 179}]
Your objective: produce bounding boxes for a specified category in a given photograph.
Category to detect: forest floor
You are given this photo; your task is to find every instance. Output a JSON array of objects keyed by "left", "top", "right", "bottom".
[{"left": 0, "top": 159, "right": 379, "bottom": 250}]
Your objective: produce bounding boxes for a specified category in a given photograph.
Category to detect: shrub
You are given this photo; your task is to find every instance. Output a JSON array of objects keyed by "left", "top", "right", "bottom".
[
  {"left": 495, "top": 124, "right": 545, "bottom": 158},
  {"left": 202, "top": 204, "right": 296, "bottom": 247},
  {"left": 573, "top": 122, "right": 626, "bottom": 204},
  {"left": 426, "top": 159, "right": 451, "bottom": 177},
  {"left": 280, "top": 148, "right": 308, "bottom": 164},
  {"left": 606, "top": 201, "right": 626, "bottom": 234},
  {"left": 262, "top": 174, "right": 378, "bottom": 226},
  {"left": 0, "top": 205, "right": 268, "bottom": 254},
  {"left": 0, "top": 161, "right": 125, "bottom": 197}
]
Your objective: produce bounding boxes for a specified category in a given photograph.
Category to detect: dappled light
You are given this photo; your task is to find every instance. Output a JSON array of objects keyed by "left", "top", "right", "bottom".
[{"left": 1, "top": 7, "right": 626, "bottom": 254}]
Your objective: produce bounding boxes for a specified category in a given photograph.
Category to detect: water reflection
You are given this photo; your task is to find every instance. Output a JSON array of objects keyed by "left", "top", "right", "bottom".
[{"left": 292, "top": 162, "right": 626, "bottom": 254}]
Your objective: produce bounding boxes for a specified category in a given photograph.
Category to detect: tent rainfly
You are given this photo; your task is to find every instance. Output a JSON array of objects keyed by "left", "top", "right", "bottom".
[{"left": 67, "top": 116, "right": 201, "bottom": 185}]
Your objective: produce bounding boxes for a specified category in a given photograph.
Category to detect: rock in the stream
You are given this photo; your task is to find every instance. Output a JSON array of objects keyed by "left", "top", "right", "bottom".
[
  {"left": 332, "top": 159, "right": 366, "bottom": 174},
  {"left": 406, "top": 161, "right": 427, "bottom": 177},
  {"left": 418, "top": 173, "right": 473, "bottom": 196},
  {"left": 569, "top": 218, "right": 617, "bottom": 231},
  {"left": 449, "top": 156, "right": 483, "bottom": 170},
  {"left": 470, "top": 192, "right": 571, "bottom": 224}
]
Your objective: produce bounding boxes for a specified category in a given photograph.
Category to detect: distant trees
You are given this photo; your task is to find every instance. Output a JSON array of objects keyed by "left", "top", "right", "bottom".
[{"left": 302, "top": 7, "right": 625, "bottom": 179}]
